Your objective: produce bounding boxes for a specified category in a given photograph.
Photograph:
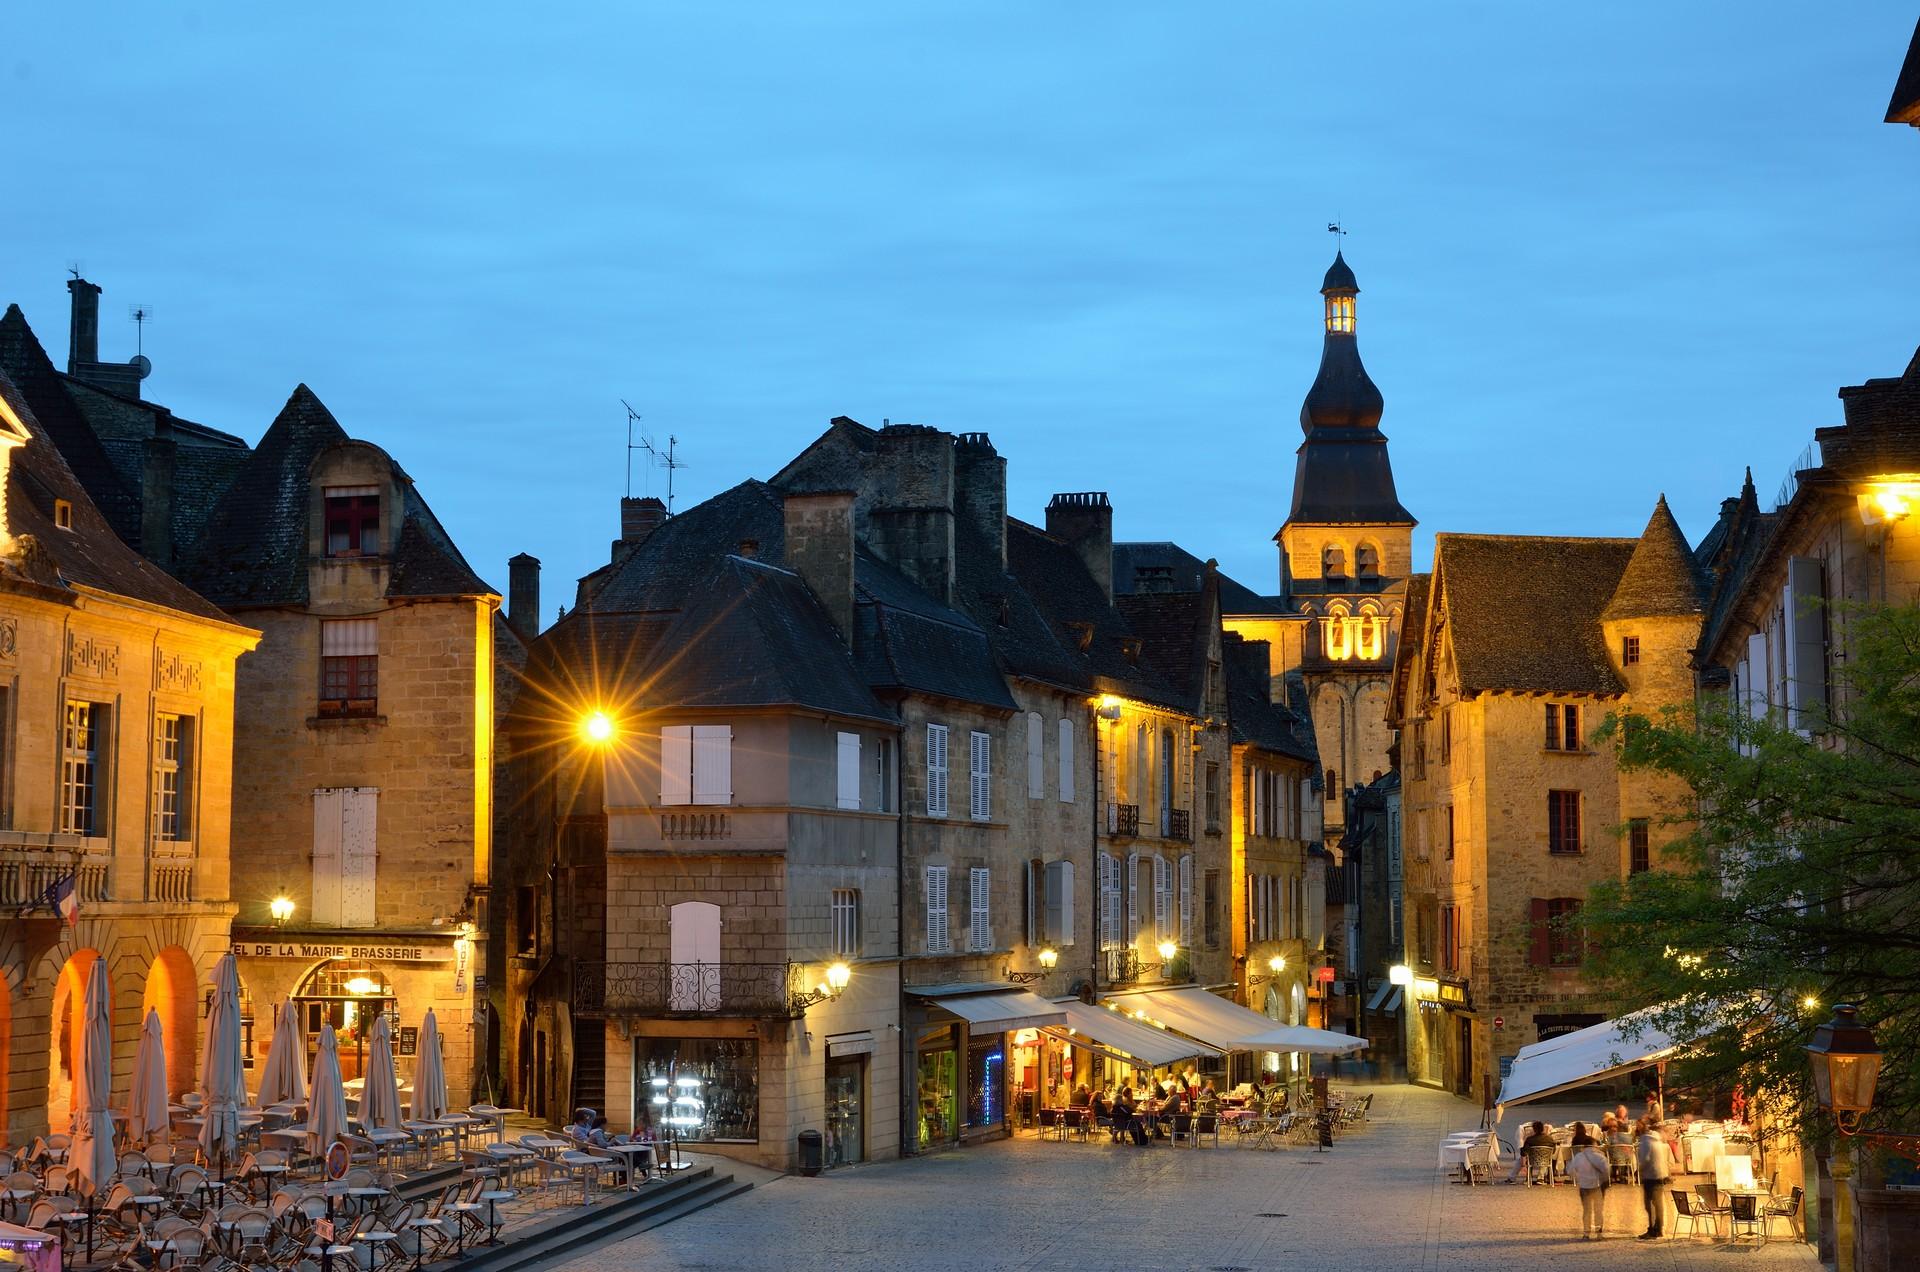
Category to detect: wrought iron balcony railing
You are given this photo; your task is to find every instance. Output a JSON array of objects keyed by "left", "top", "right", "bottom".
[
  {"left": 1106, "top": 803, "right": 1140, "bottom": 837},
  {"left": 572, "top": 960, "right": 806, "bottom": 1019},
  {"left": 1165, "top": 809, "right": 1191, "bottom": 841},
  {"left": 1101, "top": 947, "right": 1142, "bottom": 985}
]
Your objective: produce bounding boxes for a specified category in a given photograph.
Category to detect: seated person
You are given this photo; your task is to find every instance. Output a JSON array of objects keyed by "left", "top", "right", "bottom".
[
  {"left": 1502, "top": 1121, "right": 1555, "bottom": 1182},
  {"left": 566, "top": 1108, "right": 597, "bottom": 1142},
  {"left": 1569, "top": 1121, "right": 1596, "bottom": 1146},
  {"left": 1196, "top": 1083, "right": 1220, "bottom": 1115},
  {"left": 1070, "top": 1084, "right": 1092, "bottom": 1108}
]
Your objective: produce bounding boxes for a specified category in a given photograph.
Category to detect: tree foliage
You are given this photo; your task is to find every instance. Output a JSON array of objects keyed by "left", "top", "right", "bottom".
[{"left": 1586, "top": 602, "right": 1920, "bottom": 1139}]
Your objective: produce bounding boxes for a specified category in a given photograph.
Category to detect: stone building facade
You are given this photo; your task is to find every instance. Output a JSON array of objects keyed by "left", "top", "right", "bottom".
[
  {"left": 1390, "top": 503, "right": 1705, "bottom": 1101},
  {"left": 0, "top": 367, "right": 257, "bottom": 1144}
]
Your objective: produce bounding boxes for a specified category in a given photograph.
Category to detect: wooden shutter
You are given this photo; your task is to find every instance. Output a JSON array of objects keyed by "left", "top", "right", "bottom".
[
  {"left": 836, "top": 732, "right": 861, "bottom": 810},
  {"left": 660, "top": 726, "right": 692, "bottom": 805},
  {"left": 1178, "top": 854, "right": 1193, "bottom": 944},
  {"left": 340, "top": 788, "right": 378, "bottom": 927},
  {"left": 970, "top": 866, "right": 991, "bottom": 952},
  {"left": 311, "top": 788, "right": 344, "bottom": 926},
  {"left": 926, "top": 865, "right": 949, "bottom": 953},
  {"left": 1788, "top": 557, "right": 1828, "bottom": 728},
  {"left": 926, "top": 724, "right": 948, "bottom": 817},
  {"left": 691, "top": 725, "right": 732, "bottom": 805},
  {"left": 1046, "top": 859, "right": 1074, "bottom": 946},
  {"left": 1026, "top": 713, "right": 1043, "bottom": 799},
  {"left": 1126, "top": 851, "right": 1141, "bottom": 939},
  {"left": 1528, "top": 897, "right": 1551, "bottom": 966},
  {"left": 970, "top": 731, "right": 991, "bottom": 821},
  {"left": 1057, "top": 719, "right": 1074, "bottom": 803},
  {"left": 1100, "top": 854, "right": 1120, "bottom": 948},
  {"left": 1153, "top": 855, "right": 1170, "bottom": 938}
]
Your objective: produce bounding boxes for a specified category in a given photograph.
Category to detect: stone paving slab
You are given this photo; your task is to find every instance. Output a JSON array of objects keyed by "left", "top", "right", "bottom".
[{"left": 556, "top": 1085, "right": 1820, "bottom": 1272}]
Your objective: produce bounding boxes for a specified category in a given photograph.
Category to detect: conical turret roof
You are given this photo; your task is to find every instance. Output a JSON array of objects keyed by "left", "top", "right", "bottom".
[{"left": 1601, "top": 496, "right": 1706, "bottom": 622}]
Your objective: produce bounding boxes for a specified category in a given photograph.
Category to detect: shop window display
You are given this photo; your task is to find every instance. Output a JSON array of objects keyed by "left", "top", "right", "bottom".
[
  {"left": 966, "top": 1038, "right": 1004, "bottom": 1132},
  {"left": 825, "top": 1057, "right": 864, "bottom": 1166},
  {"left": 634, "top": 1037, "right": 759, "bottom": 1142},
  {"left": 917, "top": 1041, "right": 957, "bottom": 1149}
]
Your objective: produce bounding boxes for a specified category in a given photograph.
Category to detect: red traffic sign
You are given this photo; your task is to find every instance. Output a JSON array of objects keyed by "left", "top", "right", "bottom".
[
  {"left": 1493, "top": 1016, "right": 1506, "bottom": 1030},
  {"left": 1314, "top": 966, "right": 1336, "bottom": 984},
  {"left": 325, "top": 1140, "right": 350, "bottom": 1181}
]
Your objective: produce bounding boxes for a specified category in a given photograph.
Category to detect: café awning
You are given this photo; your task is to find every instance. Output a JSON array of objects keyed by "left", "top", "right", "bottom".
[
  {"left": 1041, "top": 998, "right": 1223, "bottom": 1070},
  {"left": 908, "top": 983, "right": 1067, "bottom": 1032},
  {"left": 1365, "top": 982, "right": 1403, "bottom": 1013},
  {"left": 1103, "top": 986, "right": 1368, "bottom": 1055},
  {"left": 1496, "top": 1003, "right": 1693, "bottom": 1109}
]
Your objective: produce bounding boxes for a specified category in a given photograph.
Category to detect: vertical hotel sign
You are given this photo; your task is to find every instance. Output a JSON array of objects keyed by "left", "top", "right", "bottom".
[{"left": 453, "top": 938, "right": 470, "bottom": 993}]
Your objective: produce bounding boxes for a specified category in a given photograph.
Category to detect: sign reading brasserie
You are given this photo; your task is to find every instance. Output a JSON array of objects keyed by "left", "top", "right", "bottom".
[{"left": 231, "top": 940, "right": 454, "bottom": 962}]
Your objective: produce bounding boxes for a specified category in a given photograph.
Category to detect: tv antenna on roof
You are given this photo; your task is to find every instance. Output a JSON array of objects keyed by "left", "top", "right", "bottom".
[
  {"left": 128, "top": 305, "right": 154, "bottom": 381},
  {"left": 622, "top": 399, "right": 687, "bottom": 514}
]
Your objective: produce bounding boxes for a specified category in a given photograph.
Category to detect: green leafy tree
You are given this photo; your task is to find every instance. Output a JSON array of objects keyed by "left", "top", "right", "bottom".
[{"left": 1584, "top": 602, "right": 1920, "bottom": 1138}]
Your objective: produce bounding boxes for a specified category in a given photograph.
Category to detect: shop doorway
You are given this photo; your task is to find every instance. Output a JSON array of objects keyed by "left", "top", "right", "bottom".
[
  {"left": 293, "top": 962, "right": 396, "bottom": 1085},
  {"left": 824, "top": 1056, "right": 865, "bottom": 1166},
  {"left": 965, "top": 1035, "right": 1004, "bottom": 1135},
  {"left": 915, "top": 1027, "right": 957, "bottom": 1150}
]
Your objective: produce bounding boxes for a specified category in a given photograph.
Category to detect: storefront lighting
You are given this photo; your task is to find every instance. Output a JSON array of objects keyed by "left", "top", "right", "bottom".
[
  {"left": 1388, "top": 963, "right": 1413, "bottom": 986},
  {"left": 1157, "top": 940, "right": 1177, "bottom": 962},
  {"left": 580, "top": 709, "right": 617, "bottom": 745},
  {"left": 345, "top": 976, "right": 378, "bottom": 996},
  {"left": 1856, "top": 475, "right": 1920, "bottom": 526},
  {"left": 269, "top": 896, "right": 295, "bottom": 925},
  {"left": 1039, "top": 948, "right": 1058, "bottom": 969},
  {"left": 1094, "top": 695, "right": 1123, "bottom": 722},
  {"left": 791, "top": 962, "right": 851, "bottom": 1012}
]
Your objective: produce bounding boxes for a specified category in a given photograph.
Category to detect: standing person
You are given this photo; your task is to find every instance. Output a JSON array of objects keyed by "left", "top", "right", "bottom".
[
  {"left": 1636, "top": 1117, "right": 1675, "bottom": 1239},
  {"left": 1569, "top": 1137, "right": 1611, "bottom": 1240}
]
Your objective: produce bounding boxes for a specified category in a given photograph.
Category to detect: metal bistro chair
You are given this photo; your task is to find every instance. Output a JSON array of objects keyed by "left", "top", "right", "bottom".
[
  {"left": 1462, "top": 1139, "right": 1497, "bottom": 1186},
  {"left": 1605, "top": 1142, "right": 1637, "bottom": 1184},
  {"left": 1523, "top": 1144, "right": 1557, "bottom": 1186},
  {"left": 1669, "top": 1190, "right": 1714, "bottom": 1241},
  {"left": 1727, "top": 1192, "right": 1765, "bottom": 1244},
  {"left": 1764, "top": 1186, "right": 1804, "bottom": 1241},
  {"left": 1190, "top": 1113, "right": 1220, "bottom": 1149},
  {"left": 1035, "top": 1108, "right": 1060, "bottom": 1141}
]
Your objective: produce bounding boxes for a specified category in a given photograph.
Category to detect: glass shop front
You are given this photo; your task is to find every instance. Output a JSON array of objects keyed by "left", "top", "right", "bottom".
[{"left": 632, "top": 1036, "right": 760, "bottom": 1143}]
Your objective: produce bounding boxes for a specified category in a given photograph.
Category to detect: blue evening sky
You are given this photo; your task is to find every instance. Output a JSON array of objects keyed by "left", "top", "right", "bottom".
[{"left": 4, "top": 4, "right": 1916, "bottom": 610}]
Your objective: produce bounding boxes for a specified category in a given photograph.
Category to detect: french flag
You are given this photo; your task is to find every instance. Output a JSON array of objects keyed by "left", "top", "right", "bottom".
[{"left": 40, "top": 873, "right": 79, "bottom": 926}]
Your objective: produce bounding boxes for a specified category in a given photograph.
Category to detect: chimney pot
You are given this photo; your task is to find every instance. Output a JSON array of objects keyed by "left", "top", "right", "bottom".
[
  {"left": 782, "top": 491, "right": 857, "bottom": 644},
  {"left": 618, "top": 496, "right": 666, "bottom": 558},
  {"left": 508, "top": 553, "right": 541, "bottom": 640},
  {"left": 1046, "top": 491, "right": 1114, "bottom": 604},
  {"left": 66, "top": 277, "right": 102, "bottom": 373}
]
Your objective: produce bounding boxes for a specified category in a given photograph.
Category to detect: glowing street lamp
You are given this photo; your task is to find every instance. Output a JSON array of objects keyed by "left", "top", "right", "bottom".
[
  {"left": 1807, "top": 1004, "right": 1882, "bottom": 1272},
  {"left": 580, "top": 710, "right": 616, "bottom": 745},
  {"left": 269, "top": 896, "right": 295, "bottom": 926},
  {"left": 1388, "top": 964, "right": 1414, "bottom": 987},
  {"left": 1039, "top": 948, "right": 1059, "bottom": 970}
]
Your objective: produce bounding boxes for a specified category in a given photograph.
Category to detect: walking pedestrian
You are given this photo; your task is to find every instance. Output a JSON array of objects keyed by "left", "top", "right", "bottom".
[
  {"left": 1635, "top": 1117, "right": 1674, "bottom": 1239},
  {"left": 1569, "top": 1139, "right": 1610, "bottom": 1239}
]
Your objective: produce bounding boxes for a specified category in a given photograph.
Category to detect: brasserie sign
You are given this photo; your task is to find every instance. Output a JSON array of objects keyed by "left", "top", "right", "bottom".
[{"left": 232, "top": 940, "right": 454, "bottom": 962}]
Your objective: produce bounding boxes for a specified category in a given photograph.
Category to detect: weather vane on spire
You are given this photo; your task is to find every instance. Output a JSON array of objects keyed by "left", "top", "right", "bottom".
[{"left": 1327, "top": 220, "right": 1347, "bottom": 243}]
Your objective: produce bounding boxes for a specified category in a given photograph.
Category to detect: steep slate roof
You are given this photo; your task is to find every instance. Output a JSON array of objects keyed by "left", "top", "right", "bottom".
[
  {"left": 1600, "top": 496, "right": 1707, "bottom": 621},
  {"left": 0, "top": 367, "right": 237, "bottom": 624},
  {"left": 858, "top": 542, "right": 1018, "bottom": 711},
  {"left": 1223, "top": 633, "right": 1317, "bottom": 764},
  {"left": 1114, "top": 590, "right": 1207, "bottom": 708},
  {"left": 1889, "top": 17, "right": 1920, "bottom": 126},
  {"left": 0, "top": 305, "right": 143, "bottom": 544},
  {"left": 1435, "top": 534, "right": 1636, "bottom": 696},
  {"left": 178, "top": 384, "right": 490, "bottom": 608},
  {"left": 1112, "top": 540, "right": 1287, "bottom": 615},
  {"left": 1385, "top": 572, "right": 1433, "bottom": 728}
]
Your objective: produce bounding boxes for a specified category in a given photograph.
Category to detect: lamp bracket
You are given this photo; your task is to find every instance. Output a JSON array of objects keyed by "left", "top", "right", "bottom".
[{"left": 1003, "top": 967, "right": 1048, "bottom": 985}]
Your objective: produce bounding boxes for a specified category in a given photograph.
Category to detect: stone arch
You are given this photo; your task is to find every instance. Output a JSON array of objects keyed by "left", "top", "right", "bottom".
[
  {"left": 46, "top": 948, "right": 106, "bottom": 1134},
  {"left": 141, "top": 947, "right": 198, "bottom": 1098},
  {"left": 1320, "top": 540, "right": 1349, "bottom": 580},
  {"left": 1354, "top": 538, "right": 1383, "bottom": 579}
]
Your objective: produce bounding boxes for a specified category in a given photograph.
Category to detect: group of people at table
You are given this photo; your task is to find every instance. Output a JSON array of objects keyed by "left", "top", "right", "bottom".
[
  {"left": 1446, "top": 1097, "right": 1798, "bottom": 1244},
  {"left": 1059, "top": 1073, "right": 1307, "bottom": 1145}
]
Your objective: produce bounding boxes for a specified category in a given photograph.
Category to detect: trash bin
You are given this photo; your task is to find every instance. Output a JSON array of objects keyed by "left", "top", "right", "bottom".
[{"left": 797, "top": 1129, "right": 824, "bottom": 1177}]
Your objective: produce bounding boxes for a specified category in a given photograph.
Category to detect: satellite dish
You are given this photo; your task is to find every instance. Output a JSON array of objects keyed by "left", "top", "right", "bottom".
[{"left": 129, "top": 354, "right": 152, "bottom": 380}]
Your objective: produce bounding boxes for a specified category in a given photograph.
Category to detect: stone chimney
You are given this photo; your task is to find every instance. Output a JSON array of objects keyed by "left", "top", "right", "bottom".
[
  {"left": 867, "top": 424, "right": 955, "bottom": 604},
  {"left": 783, "top": 491, "right": 857, "bottom": 644},
  {"left": 508, "top": 553, "right": 541, "bottom": 641},
  {"left": 611, "top": 496, "right": 666, "bottom": 561},
  {"left": 67, "top": 277, "right": 101, "bottom": 371},
  {"left": 140, "top": 410, "right": 176, "bottom": 567},
  {"left": 1046, "top": 492, "right": 1113, "bottom": 603},
  {"left": 952, "top": 432, "right": 1007, "bottom": 570}
]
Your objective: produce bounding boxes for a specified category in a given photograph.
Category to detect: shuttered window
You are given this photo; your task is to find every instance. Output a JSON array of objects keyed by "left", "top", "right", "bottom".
[
  {"left": 1099, "top": 853, "right": 1121, "bottom": 949},
  {"left": 925, "top": 865, "right": 950, "bottom": 953},
  {"left": 1057, "top": 718, "right": 1075, "bottom": 803},
  {"left": 969, "top": 866, "right": 991, "bottom": 952},
  {"left": 1787, "top": 556, "right": 1829, "bottom": 730},
  {"left": 970, "top": 731, "right": 992, "bottom": 821},
  {"left": 661, "top": 725, "right": 732, "bottom": 805},
  {"left": 1126, "top": 851, "right": 1142, "bottom": 940},
  {"left": 1153, "top": 855, "right": 1171, "bottom": 938},
  {"left": 1045, "top": 859, "right": 1075, "bottom": 946},
  {"left": 1178, "top": 854, "right": 1193, "bottom": 944},
  {"left": 1026, "top": 712, "right": 1044, "bottom": 799},
  {"left": 836, "top": 732, "right": 861, "bottom": 810},
  {"left": 926, "top": 724, "right": 949, "bottom": 817},
  {"left": 313, "top": 787, "right": 378, "bottom": 927}
]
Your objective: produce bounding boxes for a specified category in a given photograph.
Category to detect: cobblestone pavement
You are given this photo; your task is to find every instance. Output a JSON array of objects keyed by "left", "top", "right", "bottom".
[{"left": 562, "top": 1085, "right": 1820, "bottom": 1272}]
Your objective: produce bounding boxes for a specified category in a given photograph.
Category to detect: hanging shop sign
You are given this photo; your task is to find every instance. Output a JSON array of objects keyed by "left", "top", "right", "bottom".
[{"left": 231, "top": 940, "right": 455, "bottom": 962}]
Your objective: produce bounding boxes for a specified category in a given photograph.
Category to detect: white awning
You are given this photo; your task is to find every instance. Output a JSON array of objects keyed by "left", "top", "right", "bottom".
[
  {"left": 1496, "top": 1003, "right": 1693, "bottom": 1108},
  {"left": 908, "top": 984, "right": 1066, "bottom": 1033},
  {"left": 1041, "top": 998, "right": 1223, "bottom": 1070},
  {"left": 825, "top": 1031, "right": 875, "bottom": 1057},
  {"left": 1102, "top": 987, "right": 1368, "bottom": 1055}
]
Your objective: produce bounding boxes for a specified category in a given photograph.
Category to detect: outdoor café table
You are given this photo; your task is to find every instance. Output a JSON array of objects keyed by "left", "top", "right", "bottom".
[
  {"left": 261, "top": 1127, "right": 309, "bottom": 1157},
  {"left": 0, "top": 1184, "right": 34, "bottom": 1220},
  {"left": 467, "top": 1106, "right": 522, "bottom": 1145},
  {"left": 598, "top": 1142, "right": 654, "bottom": 1190},
  {"left": 404, "top": 1216, "right": 444, "bottom": 1272},
  {"left": 521, "top": 1136, "right": 571, "bottom": 1160},
  {"left": 344, "top": 1186, "right": 390, "bottom": 1216},
  {"left": 364, "top": 1129, "right": 413, "bottom": 1174},
  {"left": 1438, "top": 1134, "right": 1497, "bottom": 1174},
  {"left": 355, "top": 1226, "right": 401, "bottom": 1269},
  {"left": 401, "top": 1122, "right": 452, "bottom": 1161},
  {"left": 483, "top": 1143, "right": 536, "bottom": 1187},
  {"left": 477, "top": 1190, "right": 514, "bottom": 1246},
  {"left": 131, "top": 1194, "right": 169, "bottom": 1222},
  {"left": 435, "top": 1115, "right": 484, "bottom": 1152},
  {"left": 444, "top": 1203, "right": 484, "bottom": 1259}
]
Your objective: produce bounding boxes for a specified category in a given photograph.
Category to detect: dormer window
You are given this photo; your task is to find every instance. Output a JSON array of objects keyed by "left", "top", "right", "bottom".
[
  {"left": 1355, "top": 544, "right": 1379, "bottom": 579},
  {"left": 324, "top": 486, "right": 381, "bottom": 558},
  {"left": 1322, "top": 545, "right": 1347, "bottom": 579},
  {"left": 54, "top": 499, "right": 74, "bottom": 530}
]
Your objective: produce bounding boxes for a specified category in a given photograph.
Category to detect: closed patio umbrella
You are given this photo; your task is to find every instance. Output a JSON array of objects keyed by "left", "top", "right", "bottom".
[
  {"left": 409, "top": 1010, "right": 447, "bottom": 1121},
  {"left": 68, "top": 960, "right": 117, "bottom": 1198},
  {"left": 307, "top": 1024, "right": 348, "bottom": 1157},
  {"left": 361, "top": 1015, "right": 404, "bottom": 1132},
  {"left": 126, "top": 1007, "right": 171, "bottom": 1148},
  {"left": 199, "top": 953, "right": 245, "bottom": 1177},
  {"left": 255, "top": 996, "right": 307, "bottom": 1107}
]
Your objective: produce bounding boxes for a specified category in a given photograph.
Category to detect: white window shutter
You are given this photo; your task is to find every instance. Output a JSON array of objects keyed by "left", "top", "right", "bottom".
[
  {"left": 926, "top": 865, "right": 949, "bottom": 953},
  {"left": 1045, "top": 859, "right": 1075, "bottom": 947},
  {"left": 1025, "top": 862, "right": 1038, "bottom": 947},
  {"left": 1099, "top": 854, "right": 1120, "bottom": 948},
  {"left": 340, "top": 788, "right": 378, "bottom": 927},
  {"left": 927, "top": 725, "right": 948, "bottom": 817},
  {"left": 311, "top": 788, "right": 344, "bottom": 926},
  {"left": 1246, "top": 875, "right": 1257, "bottom": 944},
  {"left": 1179, "top": 854, "right": 1193, "bottom": 944},
  {"left": 1153, "top": 855, "right": 1170, "bottom": 938},
  {"left": 970, "top": 866, "right": 991, "bottom": 952},
  {"left": 836, "top": 732, "right": 861, "bottom": 810},
  {"left": 1026, "top": 712, "right": 1043, "bottom": 799},
  {"left": 1126, "top": 851, "right": 1141, "bottom": 940},
  {"left": 1058, "top": 718, "right": 1075, "bottom": 803},
  {"left": 970, "top": 731, "right": 991, "bottom": 821},
  {"left": 660, "top": 726, "right": 692, "bottom": 805},
  {"left": 691, "top": 725, "right": 732, "bottom": 805},
  {"left": 1787, "top": 557, "right": 1828, "bottom": 728}
]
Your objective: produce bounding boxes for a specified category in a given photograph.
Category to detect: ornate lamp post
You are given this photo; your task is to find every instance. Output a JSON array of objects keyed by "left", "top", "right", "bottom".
[{"left": 1806, "top": 1004, "right": 1882, "bottom": 1272}]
